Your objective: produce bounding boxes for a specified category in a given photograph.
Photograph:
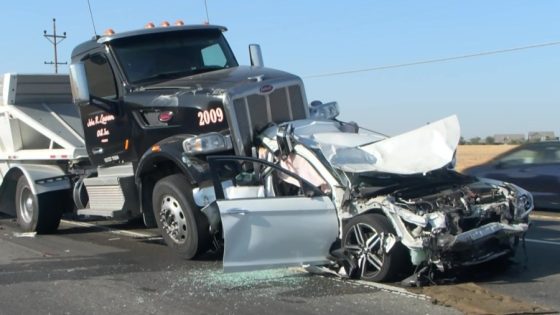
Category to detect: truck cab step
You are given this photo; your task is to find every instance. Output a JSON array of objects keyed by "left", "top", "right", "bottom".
[{"left": 77, "top": 208, "right": 128, "bottom": 218}]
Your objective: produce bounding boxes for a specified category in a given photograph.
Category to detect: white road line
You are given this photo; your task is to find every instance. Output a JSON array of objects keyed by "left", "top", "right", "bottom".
[
  {"left": 60, "top": 219, "right": 158, "bottom": 239},
  {"left": 525, "top": 238, "right": 560, "bottom": 246}
]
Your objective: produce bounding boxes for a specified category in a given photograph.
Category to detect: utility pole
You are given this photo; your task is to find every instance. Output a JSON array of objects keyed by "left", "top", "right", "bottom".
[{"left": 43, "top": 18, "right": 67, "bottom": 74}]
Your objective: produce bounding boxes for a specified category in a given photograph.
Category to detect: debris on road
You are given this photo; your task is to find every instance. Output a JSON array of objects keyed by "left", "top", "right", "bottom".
[{"left": 409, "top": 282, "right": 556, "bottom": 315}]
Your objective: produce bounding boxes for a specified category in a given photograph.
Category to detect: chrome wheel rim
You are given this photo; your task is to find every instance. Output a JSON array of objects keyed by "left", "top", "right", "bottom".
[
  {"left": 344, "top": 222, "right": 384, "bottom": 278},
  {"left": 19, "top": 187, "right": 34, "bottom": 224},
  {"left": 159, "top": 195, "right": 188, "bottom": 244}
]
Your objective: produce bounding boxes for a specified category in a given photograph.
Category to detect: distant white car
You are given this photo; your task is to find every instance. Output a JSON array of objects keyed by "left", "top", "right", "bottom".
[{"left": 200, "top": 115, "right": 533, "bottom": 283}]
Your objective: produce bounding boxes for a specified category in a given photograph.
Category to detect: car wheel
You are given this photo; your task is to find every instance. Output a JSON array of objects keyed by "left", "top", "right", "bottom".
[
  {"left": 152, "top": 174, "right": 210, "bottom": 259},
  {"left": 342, "top": 213, "right": 408, "bottom": 282},
  {"left": 15, "top": 176, "right": 62, "bottom": 234}
]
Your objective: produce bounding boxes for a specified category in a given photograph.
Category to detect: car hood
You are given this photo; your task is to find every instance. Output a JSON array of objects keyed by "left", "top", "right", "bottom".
[{"left": 265, "top": 115, "right": 460, "bottom": 175}]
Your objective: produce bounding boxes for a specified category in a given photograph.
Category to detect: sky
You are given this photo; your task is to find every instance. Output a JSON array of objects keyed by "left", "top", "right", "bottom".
[{"left": 0, "top": 1, "right": 558, "bottom": 139}]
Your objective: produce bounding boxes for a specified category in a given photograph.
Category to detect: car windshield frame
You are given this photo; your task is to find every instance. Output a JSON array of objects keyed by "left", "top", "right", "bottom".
[{"left": 110, "top": 29, "right": 238, "bottom": 86}]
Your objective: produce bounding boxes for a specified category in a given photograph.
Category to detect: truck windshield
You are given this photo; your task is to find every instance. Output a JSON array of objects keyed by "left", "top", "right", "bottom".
[{"left": 111, "top": 29, "right": 238, "bottom": 85}]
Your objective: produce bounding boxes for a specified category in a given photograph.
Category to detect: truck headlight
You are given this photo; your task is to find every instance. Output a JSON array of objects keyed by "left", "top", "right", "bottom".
[{"left": 183, "top": 133, "right": 233, "bottom": 155}]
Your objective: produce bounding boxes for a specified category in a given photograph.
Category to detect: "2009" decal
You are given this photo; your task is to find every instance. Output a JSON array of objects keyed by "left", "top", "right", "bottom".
[{"left": 198, "top": 108, "right": 224, "bottom": 126}]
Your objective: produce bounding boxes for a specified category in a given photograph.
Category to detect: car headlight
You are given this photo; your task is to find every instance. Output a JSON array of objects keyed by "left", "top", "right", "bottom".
[
  {"left": 518, "top": 194, "right": 532, "bottom": 211},
  {"left": 514, "top": 191, "right": 533, "bottom": 220},
  {"left": 183, "top": 133, "right": 233, "bottom": 155}
]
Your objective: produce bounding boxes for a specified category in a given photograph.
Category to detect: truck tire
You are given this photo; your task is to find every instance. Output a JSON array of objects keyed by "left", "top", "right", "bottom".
[
  {"left": 342, "top": 213, "right": 408, "bottom": 282},
  {"left": 152, "top": 174, "right": 210, "bottom": 259},
  {"left": 15, "top": 176, "right": 62, "bottom": 234}
]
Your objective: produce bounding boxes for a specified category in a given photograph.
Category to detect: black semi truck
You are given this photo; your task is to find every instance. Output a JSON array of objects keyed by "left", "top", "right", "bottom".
[{"left": 0, "top": 23, "right": 312, "bottom": 258}]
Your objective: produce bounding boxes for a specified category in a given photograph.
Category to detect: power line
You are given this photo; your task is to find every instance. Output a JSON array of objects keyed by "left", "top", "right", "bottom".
[{"left": 304, "top": 40, "right": 560, "bottom": 79}]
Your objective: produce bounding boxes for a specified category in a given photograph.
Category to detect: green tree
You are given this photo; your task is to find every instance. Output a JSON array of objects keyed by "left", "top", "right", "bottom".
[
  {"left": 485, "top": 136, "right": 495, "bottom": 145},
  {"left": 469, "top": 137, "right": 481, "bottom": 144}
]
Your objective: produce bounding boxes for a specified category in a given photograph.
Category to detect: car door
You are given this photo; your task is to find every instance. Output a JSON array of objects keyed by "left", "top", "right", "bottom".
[
  {"left": 515, "top": 163, "right": 560, "bottom": 207},
  {"left": 80, "top": 52, "right": 132, "bottom": 166},
  {"left": 482, "top": 146, "right": 539, "bottom": 185},
  {"left": 484, "top": 143, "right": 560, "bottom": 207},
  {"left": 207, "top": 156, "right": 339, "bottom": 272}
]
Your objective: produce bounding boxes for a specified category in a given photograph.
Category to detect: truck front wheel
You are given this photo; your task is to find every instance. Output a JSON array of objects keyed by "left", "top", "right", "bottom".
[
  {"left": 152, "top": 174, "right": 210, "bottom": 259},
  {"left": 15, "top": 176, "right": 62, "bottom": 234}
]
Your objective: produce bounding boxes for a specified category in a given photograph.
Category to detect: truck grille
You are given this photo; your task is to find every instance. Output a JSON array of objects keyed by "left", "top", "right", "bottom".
[{"left": 231, "top": 85, "right": 307, "bottom": 155}]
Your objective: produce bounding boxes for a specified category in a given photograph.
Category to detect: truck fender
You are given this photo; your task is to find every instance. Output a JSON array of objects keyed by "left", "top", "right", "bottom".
[
  {"left": 135, "top": 137, "right": 210, "bottom": 219},
  {"left": 0, "top": 164, "right": 71, "bottom": 216}
]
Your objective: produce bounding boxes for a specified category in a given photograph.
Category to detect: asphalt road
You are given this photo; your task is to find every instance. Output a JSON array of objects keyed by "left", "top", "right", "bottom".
[
  {"left": 0, "top": 212, "right": 558, "bottom": 314},
  {"left": 478, "top": 213, "right": 560, "bottom": 311},
  {"left": 0, "top": 214, "right": 457, "bottom": 315}
]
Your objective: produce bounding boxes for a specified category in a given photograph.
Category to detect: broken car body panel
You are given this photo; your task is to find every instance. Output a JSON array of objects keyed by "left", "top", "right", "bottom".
[{"left": 291, "top": 115, "right": 460, "bottom": 175}]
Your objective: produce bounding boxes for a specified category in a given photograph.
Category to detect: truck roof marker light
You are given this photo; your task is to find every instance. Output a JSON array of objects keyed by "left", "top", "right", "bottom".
[
  {"left": 145, "top": 22, "right": 155, "bottom": 29},
  {"left": 104, "top": 28, "right": 115, "bottom": 36},
  {"left": 152, "top": 145, "right": 161, "bottom": 153},
  {"left": 161, "top": 21, "right": 170, "bottom": 27},
  {"left": 175, "top": 20, "right": 185, "bottom": 26},
  {"left": 124, "top": 139, "right": 129, "bottom": 151}
]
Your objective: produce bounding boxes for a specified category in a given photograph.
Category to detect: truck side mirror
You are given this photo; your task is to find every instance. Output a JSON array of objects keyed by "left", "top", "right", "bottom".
[
  {"left": 309, "top": 101, "right": 340, "bottom": 120},
  {"left": 69, "top": 63, "right": 90, "bottom": 106},
  {"left": 249, "top": 44, "right": 264, "bottom": 67}
]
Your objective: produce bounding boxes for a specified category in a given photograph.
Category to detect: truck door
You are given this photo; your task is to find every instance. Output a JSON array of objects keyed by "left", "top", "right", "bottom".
[
  {"left": 80, "top": 53, "right": 132, "bottom": 165},
  {"left": 207, "top": 156, "right": 339, "bottom": 272}
]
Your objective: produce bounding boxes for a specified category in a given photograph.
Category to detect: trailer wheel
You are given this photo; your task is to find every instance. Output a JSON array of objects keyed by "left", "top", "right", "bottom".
[
  {"left": 152, "top": 174, "right": 210, "bottom": 259},
  {"left": 15, "top": 176, "right": 62, "bottom": 234},
  {"left": 342, "top": 214, "right": 408, "bottom": 282}
]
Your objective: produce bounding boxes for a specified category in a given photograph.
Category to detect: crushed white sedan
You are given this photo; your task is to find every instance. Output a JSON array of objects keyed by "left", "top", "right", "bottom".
[{"left": 199, "top": 108, "right": 533, "bottom": 284}]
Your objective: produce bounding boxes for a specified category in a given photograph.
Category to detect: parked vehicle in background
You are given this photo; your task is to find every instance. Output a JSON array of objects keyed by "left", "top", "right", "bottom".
[{"left": 463, "top": 141, "right": 560, "bottom": 209}]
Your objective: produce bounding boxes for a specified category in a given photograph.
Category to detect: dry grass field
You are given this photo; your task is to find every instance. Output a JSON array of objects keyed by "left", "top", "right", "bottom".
[{"left": 455, "top": 144, "right": 518, "bottom": 172}]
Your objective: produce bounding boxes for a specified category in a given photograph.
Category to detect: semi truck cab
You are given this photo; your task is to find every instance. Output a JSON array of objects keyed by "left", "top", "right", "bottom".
[{"left": 0, "top": 23, "right": 311, "bottom": 259}]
